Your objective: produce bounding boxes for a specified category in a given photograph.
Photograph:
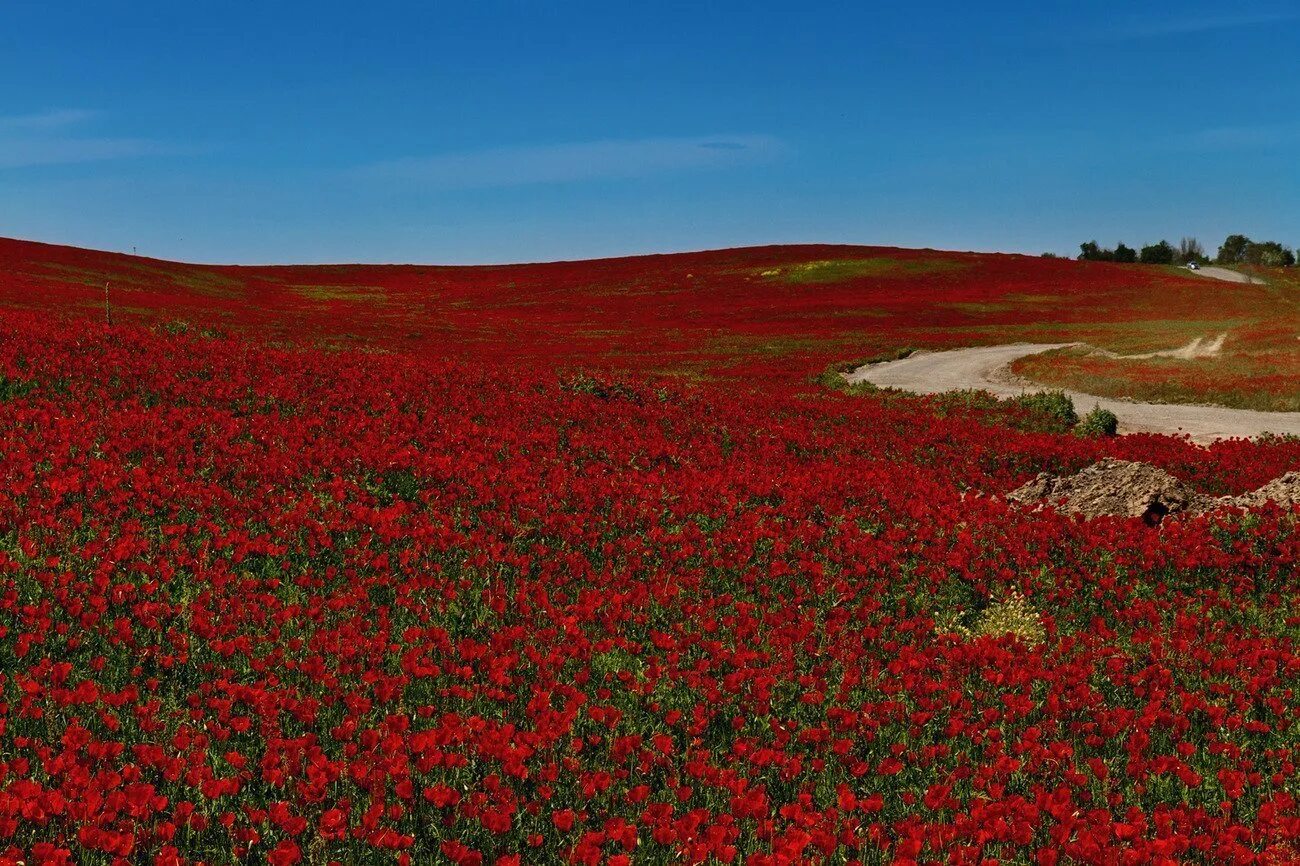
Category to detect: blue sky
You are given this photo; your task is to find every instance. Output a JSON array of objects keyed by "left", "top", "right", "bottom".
[{"left": 2, "top": 1, "right": 1297, "bottom": 264}]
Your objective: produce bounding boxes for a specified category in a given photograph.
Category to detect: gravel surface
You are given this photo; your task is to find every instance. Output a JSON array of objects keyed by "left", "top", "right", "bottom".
[{"left": 1190, "top": 266, "right": 1265, "bottom": 284}]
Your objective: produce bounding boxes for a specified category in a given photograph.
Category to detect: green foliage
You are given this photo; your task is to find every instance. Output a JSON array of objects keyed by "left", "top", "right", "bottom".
[
  {"left": 1177, "top": 237, "right": 1206, "bottom": 265},
  {"left": 559, "top": 374, "right": 643, "bottom": 403},
  {"left": 926, "top": 388, "right": 1083, "bottom": 435},
  {"left": 817, "top": 348, "right": 916, "bottom": 393},
  {"left": 938, "top": 589, "right": 1047, "bottom": 646},
  {"left": 1243, "top": 241, "right": 1295, "bottom": 268},
  {"left": 759, "top": 258, "right": 964, "bottom": 284},
  {"left": 1083, "top": 237, "right": 1205, "bottom": 266},
  {"left": 931, "top": 388, "right": 1001, "bottom": 414},
  {"left": 1078, "top": 240, "right": 1108, "bottom": 261},
  {"left": 1216, "top": 234, "right": 1295, "bottom": 267},
  {"left": 1008, "top": 390, "right": 1078, "bottom": 432},
  {"left": 1217, "top": 234, "right": 1252, "bottom": 265},
  {"left": 1138, "top": 240, "right": 1175, "bottom": 265},
  {"left": 1079, "top": 240, "right": 1136, "bottom": 263},
  {"left": 1076, "top": 405, "right": 1119, "bottom": 437},
  {"left": 0, "top": 375, "right": 35, "bottom": 402}
]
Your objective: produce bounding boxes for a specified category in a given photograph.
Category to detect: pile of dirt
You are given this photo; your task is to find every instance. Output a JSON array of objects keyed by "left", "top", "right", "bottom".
[
  {"left": 1008, "top": 459, "right": 1213, "bottom": 524},
  {"left": 1227, "top": 472, "right": 1300, "bottom": 510},
  {"left": 1010, "top": 460, "right": 1300, "bottom": 522}
]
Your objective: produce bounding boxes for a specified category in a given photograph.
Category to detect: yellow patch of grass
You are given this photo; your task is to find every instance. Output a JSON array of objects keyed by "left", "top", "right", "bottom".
[{"left": 753, "top": 257, "right": 967, "bottom": 284}]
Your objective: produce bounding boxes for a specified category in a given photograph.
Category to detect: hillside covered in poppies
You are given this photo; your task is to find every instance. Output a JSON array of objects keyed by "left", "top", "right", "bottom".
[{"left": 1, "top": 238, "right": 1298, "bottom": 865}]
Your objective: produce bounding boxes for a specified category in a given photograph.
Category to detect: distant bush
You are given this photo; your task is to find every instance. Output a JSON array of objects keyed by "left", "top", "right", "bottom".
[
  {"left": 1076, "top": 405, "right": 1119, "bottom": 437},
  {"left": 1217, "top": 234, "right": 1251, "bottom": 265},
  {"left": 1081, "top": 236, "right": 1214, "bottom": 266},
  {"left": 1009, "top": 390, "right": 1078, "bottom": 432},
  {"left": 1139, "top": 240, "right": 1175, "bottom": 265},
  {"left": 1078, "top": 241, "right": 1111, "bottom": 261},
  {"left": 1217, "top": 234, "right": 1296, "bottom": 267},
  {"left": 1079, "top": 240, "right": 1136, "bottom": 263},
  {"left": 932, "top": 388, "right": 1002, "bottom": 415},
  {"left": 1177, "top": 237, "right": 1206, "bottom": 265},
  {"left": 1244, "top": 241, "right": 1296, "bottom": 267}
]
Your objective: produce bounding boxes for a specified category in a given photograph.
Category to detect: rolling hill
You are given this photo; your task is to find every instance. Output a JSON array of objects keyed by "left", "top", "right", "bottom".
[{"left": 1, "top": 236, "right": 1294, "bottom": 405}]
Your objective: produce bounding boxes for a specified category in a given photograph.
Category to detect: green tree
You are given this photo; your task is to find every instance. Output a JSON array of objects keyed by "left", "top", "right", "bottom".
[
  {"left": 1113, "top": 242, "right": 1137, "bottom": 263},
  {"left": 1243, "top": 241, "right": 1295, "bottom": 267},
  {"left": 1078, "top": 240, "right": 1109, "bottom": 261},
  {"left": 1176, "top": 237, "right": 1205, "bottom": 265},
  {"left": 1139, "top": 240, "right": 1175, "bottom": 264},
  {"left": 1217, "top": 234, "right": 1251, "bottom": 264}
]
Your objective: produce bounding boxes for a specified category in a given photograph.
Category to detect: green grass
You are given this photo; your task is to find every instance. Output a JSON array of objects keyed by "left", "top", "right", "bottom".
[
  {"left": 707, "top": 333, "right": 826, "bottom": 358},
  {"left": 125, "top": 263, "right": 246, "bottom": 298},
  {"left": 38, "top": 263, "right": 151, "bottom": 289},
  {"left": 36, "top": 262, "right": 248, "bottom": 299},
  {"left": 753, "top": 257, "right": 967, "bottom": 284},
  {"left": 289, "top": 284, "right": 389, "bottom": 303},
  {"left": 953, "top": 319, "right": 1254, "bottom": 354},
  {"left": 1012, "top": 346, "right": 1300, "bottom": 412}
]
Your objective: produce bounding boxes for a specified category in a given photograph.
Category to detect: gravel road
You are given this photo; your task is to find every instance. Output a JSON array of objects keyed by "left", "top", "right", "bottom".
[
  {"left": 1190, "top": 266, "right": 1266, "bottom": 284},
  {"left": 845, "top": 343, "right": 1300, "bottom": 442}
]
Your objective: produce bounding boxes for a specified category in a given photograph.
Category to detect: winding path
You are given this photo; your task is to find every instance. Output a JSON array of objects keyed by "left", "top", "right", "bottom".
[{"left": 845, "top": 343, "right": 1300, "bottom": 442}]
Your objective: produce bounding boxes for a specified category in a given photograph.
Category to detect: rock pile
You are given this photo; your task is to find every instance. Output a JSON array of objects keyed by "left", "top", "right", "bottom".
[
  {"left": 1229, "top": 472, "right": 1300, "bottom": 510},
  {"left": 1008, "top": 459, "right": 1211, "bottom": 524},
  {"left": 1009, "top": 460, "right": 1299, "bottom": 523}
]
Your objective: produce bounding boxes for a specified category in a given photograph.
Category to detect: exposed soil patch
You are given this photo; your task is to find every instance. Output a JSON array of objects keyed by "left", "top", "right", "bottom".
[
  {"left": 1231, "top": 472, "right": 1300, "bottom": 510},
  {"left": 1009, "top": 459, "right": 1212, "bottom": 524},
  {"left": 1009, "top": 460, "right": 1300, "bottom": 522},
  {"left": 1191, "top": 266, "right": 1266, "bottom": 285}
]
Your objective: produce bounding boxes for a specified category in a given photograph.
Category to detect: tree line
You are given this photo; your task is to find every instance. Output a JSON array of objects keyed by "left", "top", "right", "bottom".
[{"left": 1072, "top": 234, "right": 1296, "bottom": 267}]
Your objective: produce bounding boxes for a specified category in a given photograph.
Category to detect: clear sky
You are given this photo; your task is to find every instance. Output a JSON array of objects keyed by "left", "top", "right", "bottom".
[{"left": 2, "top": 1, "right": 1297, "bottom": 264}]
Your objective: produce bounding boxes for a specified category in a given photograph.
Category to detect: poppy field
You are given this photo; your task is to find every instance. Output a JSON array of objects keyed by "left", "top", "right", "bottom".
[
  {"left": 2, "top": 237, "right": 1295, "bottom": 403},
  {"left": 1, "top": 240, "right": 1299, "bottom": 865}
]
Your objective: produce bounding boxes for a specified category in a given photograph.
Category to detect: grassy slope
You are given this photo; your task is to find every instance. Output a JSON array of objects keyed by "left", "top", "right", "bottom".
[
  {"left": 1012, "top": 265, "right": 1299, "bottom": 411},
  {"left": 0, "top": 236, "right": 1295, "bottom": 405}
]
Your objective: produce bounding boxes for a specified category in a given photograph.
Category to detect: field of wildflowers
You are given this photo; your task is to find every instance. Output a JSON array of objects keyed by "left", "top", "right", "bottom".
[
  {"left": 2, "top": 238, "right": 1294, "bottom": 403},
  {"left": 1, "top": 239, "right": 1299, "bottom": 864}
]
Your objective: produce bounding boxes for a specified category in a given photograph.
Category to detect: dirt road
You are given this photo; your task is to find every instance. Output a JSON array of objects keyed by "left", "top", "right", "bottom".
[
  {"left": 845, "top": 343, "right": 1300, "bottom": 442},
  {"left": 1191, "top": 266, "right": 1265, "bottom": 284}
]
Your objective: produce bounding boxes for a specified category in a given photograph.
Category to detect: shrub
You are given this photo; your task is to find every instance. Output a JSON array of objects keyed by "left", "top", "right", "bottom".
[
  {"left": 1217, "top": 234, "right": 1251, "bottom": 264},
  {"left": 1009, "top": 389, "right": 1078, "bottom": 432},
  {"left": 932, "top": 388, "right": 1002, "bottom": 415},
  {"left": 1139, "top": 240, "right": 1175, "bottom": 265},
  {"left": 1177, "top": 237, "right": 1206, "bottom": 264},
  {"left": 1078, "top": 241, "right": 1110, "bottom": 261},
  {"left": 940, "top": 589, "right": 1046, "bottom": 646},
  {"left": 1243, "top": 241, "right": 1296, "bottom": 268},
  {"left": 1076, "top": 405, "right": 1119, "bottom": 437}
]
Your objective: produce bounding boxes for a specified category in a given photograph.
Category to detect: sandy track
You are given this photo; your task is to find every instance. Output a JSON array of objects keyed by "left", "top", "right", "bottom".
[
  {"left": 1191, "top": 266, "right": 1265, "bottom": 284},
  {"left": 845, "top": 343, "right": 1300, "bottom": 442}
]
